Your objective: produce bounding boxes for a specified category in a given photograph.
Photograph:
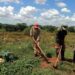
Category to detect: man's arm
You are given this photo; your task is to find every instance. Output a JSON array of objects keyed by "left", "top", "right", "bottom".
[
  {"left": 30, "top": 27, "right": 33, "bottom": 37},
  {"left": 32, "top": 37, "right": 37, "bottom": 44},
  {"left": 30, "top": 28, "right": 37, "bottom": 44},
  {"left": 36, "top": 28, "right": 41, "bottom": 41}
]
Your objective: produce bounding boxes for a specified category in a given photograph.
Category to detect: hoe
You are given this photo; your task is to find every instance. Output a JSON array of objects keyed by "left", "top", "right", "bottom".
[
  {"left": 34, "top": 40, "right": 62, "bottom": 68},
  {"left": 35, "top": 42, "right": 49, "bottom": 63},
  {"left": 53, "top": 46, "right": 62, "bottom": 68}
]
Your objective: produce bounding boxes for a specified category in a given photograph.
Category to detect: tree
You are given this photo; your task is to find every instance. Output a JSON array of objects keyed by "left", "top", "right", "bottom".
[
  {"left": 0, "top": 23, "right": 2, "bottom": 29},
  {"left": 16, "top": 23, "right": 27, "bottom": 31},
  {"left": 40, "top": 25, "right": 57, "bottom": 32},
  {"left": 68, "top": 26, "right": 75, "bottom": 32}
]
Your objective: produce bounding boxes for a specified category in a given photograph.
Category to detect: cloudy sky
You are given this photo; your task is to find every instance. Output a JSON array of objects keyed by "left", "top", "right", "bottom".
[{"left": 0, "top": 0, "right": 75, "bottom": 26}]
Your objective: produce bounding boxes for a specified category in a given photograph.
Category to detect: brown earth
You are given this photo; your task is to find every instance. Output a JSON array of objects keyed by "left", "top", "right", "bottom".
[{"left": 40, "top": 57, "right": 58, "bottom": 68}]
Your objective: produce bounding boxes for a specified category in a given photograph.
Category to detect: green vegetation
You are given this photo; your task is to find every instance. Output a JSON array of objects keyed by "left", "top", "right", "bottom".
[
  {"left": 0, "top": 23, "right": 75, "bottom": 32},
  {"left": 0, "top": 30, "right": 75, "bottom": 75}
]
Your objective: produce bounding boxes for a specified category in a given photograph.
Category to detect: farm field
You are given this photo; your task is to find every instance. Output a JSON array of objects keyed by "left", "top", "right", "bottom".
[{"left": 0, "top": 31, "right": 75, "bottom": 75}]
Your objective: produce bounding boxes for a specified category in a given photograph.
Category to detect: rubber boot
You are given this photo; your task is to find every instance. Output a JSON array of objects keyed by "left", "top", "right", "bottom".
[
  {"left": 61, "top": 50, "right": 65, "bottom": 61},
  {"left": 73, "top": 51, "right": 75, "bottom": 62}
]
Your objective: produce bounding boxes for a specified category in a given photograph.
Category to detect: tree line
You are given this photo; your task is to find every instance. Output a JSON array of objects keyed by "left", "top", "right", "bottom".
[{"left": 0, "top": 23, "right": 75, "bottom": 32}]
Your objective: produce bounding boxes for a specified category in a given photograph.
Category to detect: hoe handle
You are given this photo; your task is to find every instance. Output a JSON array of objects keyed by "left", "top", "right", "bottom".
[
  {"left": 33, "top": 40, "right": 48, "bottom": 63},
  {"left": 54, "top": 46, "right": 62, "bottom": 67}
]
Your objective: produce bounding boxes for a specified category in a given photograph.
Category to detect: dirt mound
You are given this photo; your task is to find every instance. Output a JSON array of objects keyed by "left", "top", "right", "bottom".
[{"left": 40, "top": 57, "right": 58, "bottom": 68}]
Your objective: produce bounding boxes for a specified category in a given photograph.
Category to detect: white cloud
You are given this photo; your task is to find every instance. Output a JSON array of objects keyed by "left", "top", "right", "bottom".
[
  {"left": 0, "top": 0, "right": 20, "bottom": 3},
  {"left": 36, "top": 12, "right": 75, "bottom": 26},
  {"left": 71, "top": 13, "right": 75, "bottom": 21},
  {"left": 12, "top": 6, "right": 37, "bottom": 24},
  {"left": 0, "top": 6, "right": 75, "bottom": 26},
  {"left": 41, "top": 9, "right": 59, "bottom": 16},
  {"left": 0, "top": 6, "right": 37, "bottom": 25},
  {"left": 38, "top": 15, "right": 72, "bottom": 26},
  {"left": 41, "top": 9, "right": 59, "bottom": 19},
  {"left": 65, "top": 16, "right": 70, "bottom": 20},
  {"left": 35, "top": 0, "right": 46, "bottom": 4},
  {"left": 61, "top": 8, "right": 71, "bottom": 13},
  {"left": 56, "top": 2, "right": 67, "bottom": 8},
  {"left": 57, "top": 2, "right": 67, "bottom": 7},
  {"left": 19, "top": 6, "right": 37, "bottom": 16},
  {"left": 0, "top": 6, "right": 14, "bottom": 17}
]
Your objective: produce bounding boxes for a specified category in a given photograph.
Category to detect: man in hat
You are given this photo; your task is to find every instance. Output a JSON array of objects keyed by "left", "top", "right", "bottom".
[
  {"left": 30, "top": 22, "right": 41, "bottom": 56},
  {"left": 55, "top": 26, "right": 67, "bottom": 60}
]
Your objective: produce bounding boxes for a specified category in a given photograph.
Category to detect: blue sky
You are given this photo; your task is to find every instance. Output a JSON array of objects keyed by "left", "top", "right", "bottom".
[{"left": 0, "top": 0, "right": 75, "bottom": 26}]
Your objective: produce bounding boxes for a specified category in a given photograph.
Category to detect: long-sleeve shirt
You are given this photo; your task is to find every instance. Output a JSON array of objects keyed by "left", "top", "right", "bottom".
[
  {"left": 30, "top": 26, "right": 41, "bottom": 40},
  {"left": 55, "top": 29, "right": 67, "bottom": 45}
]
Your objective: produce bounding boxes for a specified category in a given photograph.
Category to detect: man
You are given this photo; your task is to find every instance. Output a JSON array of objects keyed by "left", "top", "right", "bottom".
[
  {"left": 73, "top": 45, "right": 75, "bottom": 62},
  {"left": 55, "top": 26, "right": 67, "bottom": 60},
  {"left": 30, "top": 22, "right": 41, "bottom": 56}
]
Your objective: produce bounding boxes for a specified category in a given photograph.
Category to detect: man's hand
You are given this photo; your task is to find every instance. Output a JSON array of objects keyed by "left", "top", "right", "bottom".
[
  {"left": 32, "top": 37, "right": 37, "bottom": 44},
  {"left": 34, "top": 40, "right": 37, "bottom": 44},
  {"left": 37, "top": 36, "right": 40, "bottom": 42}
]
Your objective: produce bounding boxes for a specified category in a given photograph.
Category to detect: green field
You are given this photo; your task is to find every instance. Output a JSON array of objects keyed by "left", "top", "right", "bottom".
[{"left": 0, "top": 32, "right": 75, "bottom": 75}]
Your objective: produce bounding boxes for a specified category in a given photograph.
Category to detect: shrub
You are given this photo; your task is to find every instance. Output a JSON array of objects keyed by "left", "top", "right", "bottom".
[{"left": 46, "top": 52, "right": 52, "bottom": 58}]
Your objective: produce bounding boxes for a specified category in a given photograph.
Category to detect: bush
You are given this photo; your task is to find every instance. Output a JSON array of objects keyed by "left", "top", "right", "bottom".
[
  {"left": 46, "top": 52, "right": 52, "bottom": 58},
  {"left": 68, "top": 26, "right": 75, "bottom": 32},
  {"left": 24, "top": 27, "right": 31, "bottom": 36},
  {"left": 0, "top": 51, "right": 18, "bottom": 62},
  {"left": 0, "top": 57, "right": 40, "bottom": 75}
]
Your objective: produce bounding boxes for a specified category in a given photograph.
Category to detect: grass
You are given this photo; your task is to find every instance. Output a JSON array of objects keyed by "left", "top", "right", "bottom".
[{"left": 0, "top": 31, "right": 75, "bottom": 75}]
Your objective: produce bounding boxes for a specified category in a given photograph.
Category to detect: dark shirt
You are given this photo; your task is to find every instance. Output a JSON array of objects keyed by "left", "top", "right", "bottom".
[{"left": 56, "top": 29, "right": 67, "bottom": 45}]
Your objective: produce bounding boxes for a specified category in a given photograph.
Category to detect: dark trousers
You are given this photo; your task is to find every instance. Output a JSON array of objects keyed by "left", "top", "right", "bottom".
[
  {"left": 61, "top": 49, "right": 65, "bottom": 60},
  {"left": 56, "top": 43, "right": 65, "bottom": 60},
  {"left": 73, "top": 51, "right": 75, "bottom": 62}
]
